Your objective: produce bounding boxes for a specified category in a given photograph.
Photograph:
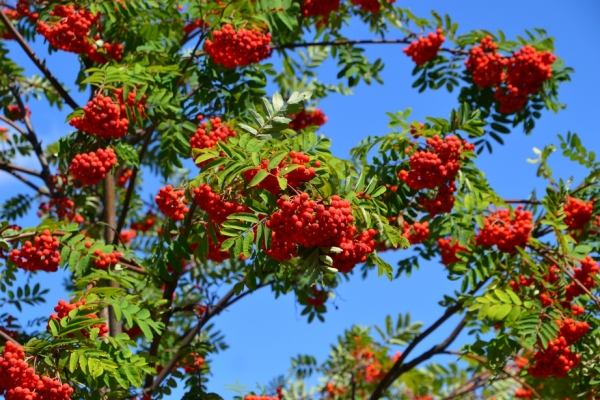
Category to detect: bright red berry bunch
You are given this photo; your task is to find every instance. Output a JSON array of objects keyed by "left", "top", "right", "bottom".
[
  {"left": 190, "top": 116, "right": 236, "bottom": 167},
  {"left": 193, "top": 184, "right": 249, "bottom": 225},
  {"left": 113, "top": 87, "right": 147, "bottom": 121},
  {"left": 120, "top": 230, "right": 136, "bottom": 243},
  {"left": 266, "top": 193, "right": 355, "bottom": 249},
  {"left": 475, "top": 206, "right": 533, "bottom": 253},
  {"left": 307, "top": 286, "right": 328, "bottom": 307},
  {"left": 419, "top": 181, "right": 457, "bottom": 216},
  {"left": 514, "top": 388, "right": 533, "bottom": 399},
  {"left": 9, "top": 230, "right": 60, "bottom": 272},
  {"left": 48, "top": 299, "right": 109, "bottom": 338},
  {"left": 402, "top": 221, "right": 429, "bottom": 244},
  {"left": 130, "top": 211, "right": 156, "bottom": 232},
  {"left": 69, "top": 94, "right": 129, "bottom": 139},
  {"left": 6, "top": 104, "right": 30, "bottom": 121},
  {"left": 0, "top": 341, "right": 75, "bottom": 400},
  {"left": 300, "top": 0, "right": 340, "bottom": 18},
  {"left": 69, "top": 148, "right": 118, "bottom": 186},
  {"left": 403, "top": 28, "right": 445, "bottom": 66},
  {"left": 565, "top": 256, "right": 599, "bottom": 300},
  {"left": 263, "top": 231, "right": 297, "bottom": 262},
  {"left": 563, "top": 197, "right": 594, "bottom": 231},
  {"left": 37, "top": 5, "right": 121, "bottom": 63},
  {"left": 528, "top": 318, "right": 589, "bottom": 378},
  {"left": 494, "top": 45, "right": 556, "bottom": 113},
  {"left": 116, "top": 168, "right": 133, "bottom": 187},
  {"left": 437, "top": 237, "right": 468, "bottom": 266},
  {"left": 203, "top": 223, "right": 231, "bottom": 263},
  {"left": 93, "top": 249, "right": 122, "bottom": 270},
  {"left": 180, "top": 353, "right": 205, "bottom": 374},
  {"left": 244, "top": 396, "right": 279, "bottom": 400},
  {"left": 204, "top": 24, "right": 271, "bottom": 68},
  {"left": 465, "top": 35, "right": 508, "bottom": 87},
  {"left": 243, "top": 151, "right": 319, "bottom": 195},
  {"left": 289, "top": 109, "right": 328, "bottom": 131},
  {"left": 155, "top": 185, "right": 189, "bottom": 221},
  {"left": 38, "top": 197, "right": 83, "bottom": 223},
  {"left": 351, "top": 0, "right": 396, "bottom": 13},
  {"left": 331, "top": 229, "right": 378, "bottom": 273},
  {"left": 399, "top": 135, "right": 473, "bottom": 191}
]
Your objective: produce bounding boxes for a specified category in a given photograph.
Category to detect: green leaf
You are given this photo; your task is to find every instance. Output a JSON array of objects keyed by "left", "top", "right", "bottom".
[
  {"left": 268, "top": 152, "right": 288, "bottom": 170},
  {"left": 248, "top": 170, "right": 269, "bottom": 187}
]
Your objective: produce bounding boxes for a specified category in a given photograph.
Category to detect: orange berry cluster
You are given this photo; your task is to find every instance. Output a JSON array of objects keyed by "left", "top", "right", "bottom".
[
  {"left": 403, "top": 28, "right": 445, "bottom": 66},
  {"left": 300, "top": 0, "right": 340, "bottom": 18},
  {"left": 331, "top": 228, "right": 377, "bottom": 273},
  {"left": 437, "top": 237, "right": 468, "bottom": 266},
  {"left": 9, "top": 230, "right": 60, "bottom": 272},
  {"left": 402, "top": 221, "right": 429, "bottom": 244},
  {"left": 190, "top": 116, "right": 236, "bottom": 167},
  {"left": 419, "top": 181, "right": 456, "bottom": 216},
  {"left": 37, "top": 5, "right": 122, "bottom": 63},
  {"left": 48, "top": 299, "right": 108, "bottom": 338},
  {"left": 0, "top": 341, "right": 74, "bottom": 400},
  {"left": 263, "top": 231, "right": 297, "bottom": 262},
  {"left": 113, "top": 88, "right": 147, "bottom": 121},
  {"left": 69, "top": 148, "right": 118, "bottom": 186},
  {"left": 399, "top": 135, "right": 473, "bottom": 191},
  {"left": 528, "top": 318, "right": 589, "bottom": 378},
  {"left": 307, "top": 286, "right": 328, "bottom": 307},
  {"left": 204, "top": 24, "right": 271, "bottom": 68},
  {"left": 155, "top": 185, "right": 189, "bottom": 221},
  {"left": 93, "top": 249, "right": 122, "bottom": 270},
  {"left": 5, "top": 104, "right": 30, "bottom": 121},
  {"left": 243, "top": 151, "right": 319, "bottom": 195},
  {"left": 351, "top": 0, "right": 396, "bottom": 13},
  {"left": 116, "top": 168, "right": 133, "bottom": 187},
  {"left": 130, "top": 211, "right": 156, "bottom": 233},
  {"left": 38, "top": 198, "right": 83, "bottom": 223},
  {"left": 69, "top": 94, "right": 129, "bottom": 139},
  {"left": 180, "top": 353, "right": 205, "bottom": 374},
  {"left": 565, "top": 256, "right": 599, "bottom": 300},
  {"left": 514, "top": 388, "right": 532, "bottom": 399},
  {"left": 200, "top": 223, "right": 231, "bottom": 263},
  {"left": 193, "top": 184, "right": 249, "bottom": 225},
  {"left": 289, "top": 109, "right": 328, "bottom": 131},
  {"left": 475, "top": 206, "right": 533, "bottom": 253},
  {"left": 564, "top": 197, "right": 594, "bottom": 231},
  {"left": 465, "top": 36, "right": 507, "bottom": 87}
]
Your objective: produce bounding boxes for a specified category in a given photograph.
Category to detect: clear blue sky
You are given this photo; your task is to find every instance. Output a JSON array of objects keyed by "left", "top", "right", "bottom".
[{"left": 1, "top": 1, "right": 599, "bottom": 398}]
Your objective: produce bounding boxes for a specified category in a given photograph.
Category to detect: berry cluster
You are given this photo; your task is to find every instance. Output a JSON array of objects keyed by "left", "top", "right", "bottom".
[
  {"left": 15, "top": 0, "right": 38, "bottom": 22},
  {"left": 289, "top": 109, "right": 328, "bottom": 131},
  {"left": 37, "top": 5, "right": 122, "bottom": 63},
  {"left": 190, "top": 116, "right": 236, "bottom": 167},
  {"left": 465, "top": 36, "right": 507, "bottom": 87},
  {"left": 419, "top": 181, "right": 456, "bottom": 216},
  {"left": 565, "top": 256, "right": 599, "bottom": 300},
  {"left": 38, "top": 197, "right": 83, "bottom": 223},
  {"left": 69, "top": 94, "right": 129, "bottom": 139},
  {"left": 180, "top": 353, "right": 205, "bottom": 374},
  {"left": 6, "top": 104, "right": 30, "bottom": 121},
  {"left": 331, "top": 229, "right": 377, "bottom": 273},
  {"left": 263, "top": 231, "right": 297, "bottom": 262},
  {"left": 204, "top": 224, "right": 231, "bottom": 263},
  {"left": 351, "top": 0, "right": 396, "bottom": 13},
  {"left": 155, "top": 185, "right": 189, "bottom": 221},
  {"left": 48, "top": 299, "right": 108, "bottom": 338},
  {"left": 563, "top": 197, "right": 594, "bottom": 231},
  {"left": 116, "top": 168, "right": 133, "bottom": 187},
  {"left": 403, "top": 28, "right": 445, "bottom": 65},
  {"left": 93, "top": 249, "right": 122, "bottom": 270},
  {"left": 69, "top": 148, "right": 118, "bottom": 186},
  {"left": 300, "top": 0, "right": 340, "bottom": 18},
  {"left": 193, "top": 184, "right": 248, "bottom": 224},
  {"left": 402, "top": 221, "right": 429, "bottom": 244},
  {"left": 514, "top": 388, "right": 533, "bottom": 399},
  {"left": 204, "top": 24, "right": 271, "bottom": 68},
  {"left": 0, "top": 341, "right": 74, "bottom": 400},
  {"left": 113, "top": 87, "right": 147, "bottom": 121},
  {"left": 120, "top": 230, "right": 136, "bottom": 243},
  {"left": 399, "top": 135, "right": 473, "bottom": 190},
  {"left": 528, "top": 318, "right": 589, "bottom": 378},
  {"left": 437, "top": 237, "right": 467, "bottom": 266},
  {"left": 475, "top": 206, "right": 533, "bottom": 253},
  {"left": 307, "top": 286, "right": 328, "bottom": 307},
  {"left": 243, "top": 151, "right": 319, "bottom": 195},
  {"left": 130, "top": 211, "right": 156, "bottom": 232},
  {"left": 9, "top": 230, "right": 60, "bottom": 272},
  {"left": 267, "top": 193, "right": 354, "bottom": 248}
]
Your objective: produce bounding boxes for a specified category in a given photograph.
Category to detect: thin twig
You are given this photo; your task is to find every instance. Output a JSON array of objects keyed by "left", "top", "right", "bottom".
[
  {"left": 0, "top": 327, "right": 21, "bottom": 345},
  {"left": 0, "top": 162, "right": 42, "bottom": 177},
  {"left": 0, "top": 115, "right": 27, "bottom": 135},
  {"left": 0, "top": 11, "right": 80, "bottom": 110},
  {"left": 0, "top": 164, "right": 48, "bottom": 195}
]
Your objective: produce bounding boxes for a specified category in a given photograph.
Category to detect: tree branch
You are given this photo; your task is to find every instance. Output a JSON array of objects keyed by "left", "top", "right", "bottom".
[
  {"left": 0, "top": 162, "right": 42, "bottom": 177},
  {"left": 274, "top": 39, "right": 468, "bottom": 55},
  {"left": 0, "top": 115, "right": 27, "bottom": 136},
  {"left": 0, "top": 163, "right": 48, "bottom": 195},
  {"left": 0, "top": 327, "right": 21, "bottom": 345},
  {"left": 0, "top": 11, "right": 80, "bottom": 110},
  {"left": 369, "top": 278, "right": 488, "bottom": 399}
]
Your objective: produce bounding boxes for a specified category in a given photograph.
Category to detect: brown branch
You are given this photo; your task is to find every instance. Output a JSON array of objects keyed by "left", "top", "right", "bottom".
[
  {"left": 441, "top": 371, "right": 491, "bottom": 400},
  {"left": 369, "top": 278, "right": 488, "bottom": 399},
  {"left": 504, "top": 199, "right": 542, "bottom": 205},
  {"left": 0, "top": 115, "right": 27, "bottom": 136},
  {"left": 0, "top": 162, "right": 42, "bottom": 177},
  {"left": 274, "top": 39, "right": 468, "bottom": 55},
  {"left": 0, "top": 327, "right": 21, "bottom": 345},
  {"left": 113, "top": 127, "right": 154, "bottom": 244},
  {"left": 0, "top": 12, "right": 80, "bottom": 110},
  {"left": 0, "top": 163, "right": 48, "bottom": 195}
]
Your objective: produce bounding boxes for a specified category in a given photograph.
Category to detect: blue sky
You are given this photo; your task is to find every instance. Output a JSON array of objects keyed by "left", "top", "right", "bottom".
[{"left": 1, "top": 0, "right": 599, "bottom": 398}]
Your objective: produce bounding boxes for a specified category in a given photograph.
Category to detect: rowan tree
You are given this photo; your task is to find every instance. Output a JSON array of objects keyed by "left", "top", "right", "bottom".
[{"left": 0, "top": 1, "right": 596, "bottom": 400}]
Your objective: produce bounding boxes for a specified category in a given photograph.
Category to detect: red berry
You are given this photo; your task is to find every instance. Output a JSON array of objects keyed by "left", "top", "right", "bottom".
[
  {"left": 204, "top": 24, "right": 271, "bottom": 68},
  {"left": 69, "top": 148, "right": 118, "bottom": 186}
]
